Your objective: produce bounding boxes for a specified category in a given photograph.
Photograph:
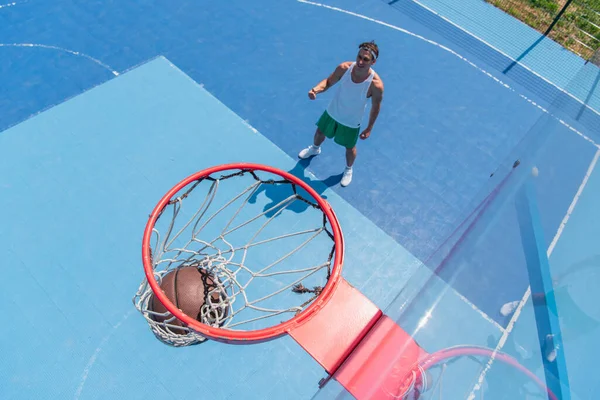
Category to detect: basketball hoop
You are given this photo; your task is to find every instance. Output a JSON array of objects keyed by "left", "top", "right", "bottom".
[
  {"left": 133, "top": 163, "right": 344, "bottom": 346},
  {"left": 133, "top": 164, "right": 558, "bottom": 400}
]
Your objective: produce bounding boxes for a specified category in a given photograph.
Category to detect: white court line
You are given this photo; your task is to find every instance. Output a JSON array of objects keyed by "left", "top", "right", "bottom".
[
  {"left": 0, "top": 2, "right": 20, "bottom": 9},
  {"left": 0, "top": 43, "right": 119, "bottom": 76},
  {"left": 296, "top": 0, "right": 600, "bottom": 149},
  {"left": 75, "top": 309, "right": 134, "bottom": 400},
  {"left": 409, "top": 0, "right": 600, "bottom": 119},
  {"left": 468, "top": 148, "right": 600, "bottom": 399},
  {"left": 455, "top": 290, "right": 504, "bottom": 332}
]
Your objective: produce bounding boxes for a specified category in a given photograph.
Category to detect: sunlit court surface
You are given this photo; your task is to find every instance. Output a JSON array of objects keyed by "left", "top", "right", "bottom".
[{"left": 1, "top": 0, "right": 599, "bottom": 399}]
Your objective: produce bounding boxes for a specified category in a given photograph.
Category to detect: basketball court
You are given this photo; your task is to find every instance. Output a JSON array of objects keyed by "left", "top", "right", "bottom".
[{"left": 1, "top": 0, "right": 599, "bottom": 399}]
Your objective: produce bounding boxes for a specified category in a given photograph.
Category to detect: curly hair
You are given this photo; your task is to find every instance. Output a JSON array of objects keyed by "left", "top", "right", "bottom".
[{"left": 358, "top": 41, "right": 379, "bottom": 60}]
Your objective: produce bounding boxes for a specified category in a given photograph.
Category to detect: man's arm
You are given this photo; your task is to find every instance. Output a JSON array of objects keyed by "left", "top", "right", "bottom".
[
  {"left": 360, "top": 79, "right": 384, "bottom": 139},
  {"left": 309, "top": 63, "right": 350, "bottom": 99}
]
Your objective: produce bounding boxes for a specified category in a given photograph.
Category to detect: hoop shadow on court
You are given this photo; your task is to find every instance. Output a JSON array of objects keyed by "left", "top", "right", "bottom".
[{"left": 248, "top": 158, "right": 343, "bottom": 218}]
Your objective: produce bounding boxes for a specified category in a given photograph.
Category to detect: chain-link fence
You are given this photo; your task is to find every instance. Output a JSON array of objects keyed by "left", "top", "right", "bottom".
[{"left": 486, "top": 0, "right": 600, "bottom": 63}]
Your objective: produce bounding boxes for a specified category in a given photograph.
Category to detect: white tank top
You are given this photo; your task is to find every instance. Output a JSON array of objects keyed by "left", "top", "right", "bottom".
[{"left": 326, "top": 63, "right": 375, "bottom": 128}]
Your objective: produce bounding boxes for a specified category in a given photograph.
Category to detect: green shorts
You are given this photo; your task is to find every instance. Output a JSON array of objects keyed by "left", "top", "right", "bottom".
[{"left": 316, "top": 111, "right": 360, "bottom": 149}]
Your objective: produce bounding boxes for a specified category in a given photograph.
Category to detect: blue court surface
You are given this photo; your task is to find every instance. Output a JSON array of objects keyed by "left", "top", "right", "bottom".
[{"left": 1, "top": 1, "right": 599, "bottom": 399}]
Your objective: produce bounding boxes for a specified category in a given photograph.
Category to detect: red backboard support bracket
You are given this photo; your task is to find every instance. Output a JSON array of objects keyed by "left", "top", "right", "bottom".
[
  {"left": 288, "top": 278, "right": 382, "bottom": 375},
  {"left": 334, "top": 315, "right": 426, "bottom": 399},
  {"left": 289, "top": 278, "right": 426, "bottom": 400}
]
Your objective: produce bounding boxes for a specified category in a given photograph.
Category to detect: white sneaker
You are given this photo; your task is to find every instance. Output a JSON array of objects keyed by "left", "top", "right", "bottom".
[
  {"left": 341, "top": 167, "right": 353, "bottom": 187},
  {"left": 298, "top": 145, "right": 321, "bottom": 159},
  {"left": 500, "top": 301, "right": 520, "bottom": 317}
]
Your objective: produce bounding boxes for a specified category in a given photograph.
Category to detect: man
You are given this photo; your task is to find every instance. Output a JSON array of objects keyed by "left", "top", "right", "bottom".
[{"left": 298, "top": 41, "right": 384, "bottom": 187}]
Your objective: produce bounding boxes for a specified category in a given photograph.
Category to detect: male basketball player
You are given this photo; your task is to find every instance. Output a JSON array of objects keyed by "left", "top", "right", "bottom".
[{"left": 298, "top": 41, "right": 384, "bottom": 187}]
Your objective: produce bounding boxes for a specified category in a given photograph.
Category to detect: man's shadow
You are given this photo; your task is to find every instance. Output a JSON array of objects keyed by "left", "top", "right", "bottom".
[{"left": 247, "top": 158, "right": 342, "bottom": 218}]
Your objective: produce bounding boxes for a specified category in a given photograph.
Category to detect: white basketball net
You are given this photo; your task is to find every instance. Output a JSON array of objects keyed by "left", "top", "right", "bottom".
[{"left": 133, "top": 168, "right": 337, "bottom": 346}]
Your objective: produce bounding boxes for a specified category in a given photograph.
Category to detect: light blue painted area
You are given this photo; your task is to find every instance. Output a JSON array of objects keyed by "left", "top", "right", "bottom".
[{"left": 0, "top": 56, "right": 432, "bottom": 400}]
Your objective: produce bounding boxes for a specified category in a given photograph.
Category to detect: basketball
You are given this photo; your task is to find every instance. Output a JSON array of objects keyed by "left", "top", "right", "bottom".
[{"left": 150, "top": 265, "right": 227, "bottom": 334}]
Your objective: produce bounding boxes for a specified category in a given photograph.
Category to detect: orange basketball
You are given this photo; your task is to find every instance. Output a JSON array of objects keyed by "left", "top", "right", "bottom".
[{"left": 150, "top": 266, "right": 226, "bottom": 334}]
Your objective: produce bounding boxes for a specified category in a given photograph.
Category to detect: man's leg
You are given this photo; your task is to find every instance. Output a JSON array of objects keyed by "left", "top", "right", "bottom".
[
  {"left": 341, "top": 146, "right": 356, "bottom": 187},
  {"left": 314, "top": 128, "right": 326, "bottom": 147},
  {"left": 345, "top": 146, "right": 357, "bottom": 167}
]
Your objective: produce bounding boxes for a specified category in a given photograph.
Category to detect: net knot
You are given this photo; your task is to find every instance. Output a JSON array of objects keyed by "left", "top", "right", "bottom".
[{"left": 292, "top": 283, "right": 323, "bottom": 295}]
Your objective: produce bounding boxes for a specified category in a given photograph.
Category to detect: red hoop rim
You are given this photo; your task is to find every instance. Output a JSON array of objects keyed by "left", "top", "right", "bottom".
[{"left": 142, "top": 163, "right": 345, "bottom": 343}]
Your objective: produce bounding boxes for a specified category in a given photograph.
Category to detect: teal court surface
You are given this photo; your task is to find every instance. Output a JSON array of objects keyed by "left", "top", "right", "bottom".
[{"left": 1, "top": 1, "right": 600, "bottom": 399}]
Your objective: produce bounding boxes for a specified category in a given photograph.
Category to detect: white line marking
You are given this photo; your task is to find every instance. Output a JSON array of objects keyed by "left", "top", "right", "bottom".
[
  {"left": 468, "top": 148, "right": 600, "bottom": 398},
  {"left": 74, "top": 310, "right": 134, "bottom": 399},
  {"left": 0, "top": 43, "right": 119, "bottom": 76},
  {"left": 0, "top": 1, "right": 20, "bottom": 9},
  {"left": 409, "top": 0, "right": 600, "bottom": 119},
  {"left": 243, "top": 119, "right": 260, "bottom": 134},
  {"left": 455, "top": 291, "right": 505, "bottom": 332},
  {"left": 296, "top": 0, "right": 599, "bottom": 149}
]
